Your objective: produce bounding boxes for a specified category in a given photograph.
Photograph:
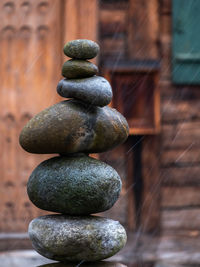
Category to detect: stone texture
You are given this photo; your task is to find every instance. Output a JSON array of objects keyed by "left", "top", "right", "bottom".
[
  {"left": 57, "top": 76, "right": 112, "bottom": 107},
  {"left": 63, "top": 39, "right": 99, "bottom": 59},
  {"left": 29, "top": 215, "right": 127, "bottom": 262},
  {"left": 27, "top": 155, "right": 121, "bottom": 215},
  {"left": 62, "top": 59, "right": 98, "bottom": 79},
  {"left": 19, "top": 100, "right": 129, "bottom": 154},
  {"left": 38, "top": 262, "right": 127, "bottom": 267}
]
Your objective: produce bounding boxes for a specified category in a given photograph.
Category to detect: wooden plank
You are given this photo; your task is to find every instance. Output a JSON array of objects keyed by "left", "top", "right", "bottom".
[
  {"left": 79, "top": 0, "right": 98, "bottom": 41},
  {"left": 160, "top": 81, "right": 200, "bottom": 98},
  {"left": 0, "top": 233, "right": 31, "bottom": 251},
  {"left": 162, "top": 122, "right": 200, "bottom": 149},
  {"left": 125, "top": 138, "right": 136, "bottom": 231},
  {"left": 101, "top": 38, "right": 125, "bottom": 59},
  {"left": 161, "top": 14, "right": 171, "bottom": 36},
  {"left": 63, "top": 0, "right": 98, "bottom": 63},
  {"left": 100, "top": 9, "right": 126, "bottom": 26},
  {"left": 99, "top": 146, "right": 128, "bottom": 227},
  {"left": 141, "top": 136, "right": 160, "bottom": 233},
  {"left": 160, "top": 38, "right": 171, "bottom": 80},
  {"left": 156, "top": 230, "right": 200, "bottom": 266},
  {"left": 160, "top": 0, "right": 171, "bottom": 14},
  {"left": 154, "top": 73, "right": 161, "bottom": 133},
  {"left": 161, "top": 166, "right": 200, "bottom": 186},
  {"left": 162, "top": 208, "right": 200, "bottom": 230},
  {"left": 100, "top": 0, "right": 129, "bottom": 11},
  {"left": 100, "top": 9, "right": 126, "bottom": 37},
  {"left": 161, "top": 124, "right": 175, "bottom": 147},
  {"left": 128, "top": 0, "right": 159, "bottom": 59},
  {"left": 162, "top": 187, "right": 200, "bottom": 208},
  {"left": 161, "top": 147, "right": 200, "bottom": 166},
  {"left": 0, "top": 0, "right": 61, "bottom": 232},
  {"left": 162, "top": 99, "right": 200, "bottom": 123},
  {"left": 159, "top": 80, "right": 174, "bottom": 98}
]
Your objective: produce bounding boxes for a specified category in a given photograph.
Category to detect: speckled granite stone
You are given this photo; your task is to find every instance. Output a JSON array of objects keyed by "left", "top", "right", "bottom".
[
  {"left": 62, "top": 59, "right": 98, "bottom": 79},
  {"left": 19, "top": 100, "right": 129, "bottom": 154},
  {"left": 29, "top": 215, "right": 127, "bottom": 262},
  {"left": 63, "top": 39, "right": 99, "bottom": 59},
  {"left": 27, "top": 155, "right": 121, "bottom": 215},
  {"left": 57, "top": 76, "right": 112, "bottom": 107}
]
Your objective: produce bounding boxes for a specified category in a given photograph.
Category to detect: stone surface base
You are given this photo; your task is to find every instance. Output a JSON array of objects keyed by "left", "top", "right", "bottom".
[
  {"left": 38, "top": 262, "right": 127, "bottom": 267},
  {"left": 29, "top": 215, "right": 127, "bottom": 262}
]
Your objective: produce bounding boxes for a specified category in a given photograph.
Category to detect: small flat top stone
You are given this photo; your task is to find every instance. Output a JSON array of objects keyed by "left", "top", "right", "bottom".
[
  {"left": 63, "top": 39, "right": 100, "bottom": 59},
  {"left": 62, "top": 59, "right": 98, "bottom": 79}
]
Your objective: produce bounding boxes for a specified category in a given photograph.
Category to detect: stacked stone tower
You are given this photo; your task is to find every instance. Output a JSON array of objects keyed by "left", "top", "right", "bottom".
[{"left": 19, "top": 39, "right": 129, "bottom": 266}]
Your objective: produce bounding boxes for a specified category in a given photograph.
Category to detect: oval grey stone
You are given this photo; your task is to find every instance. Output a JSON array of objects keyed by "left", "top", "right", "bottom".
[
  {"left": 62, "top": 59, "right": 98, "bottom": 79},
  {"left": 57, "top": 76, "right": 112, "bottom": 107},
  {"left": 29, "top": 215, "right": 127, "bottom": 262},
  {"left": 38, "top": 262, "right": 127, "bottom": 267},
  {"left": 19, "top": 100, "right": 129, "bottom": 154},
  {"left": 27, "top": 155, "right": 121, "bottom": 215},
  {"left": 64, "top": 39, "right": 100, "bottom": 59}
]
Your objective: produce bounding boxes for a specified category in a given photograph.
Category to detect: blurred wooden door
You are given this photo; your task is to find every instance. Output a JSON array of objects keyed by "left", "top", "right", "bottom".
[
  {"left": 0, "top": 0, "right": 62, "bottom": 232},
  {"left": 0, "top": 0, "right": 98, "bottom": 233}
]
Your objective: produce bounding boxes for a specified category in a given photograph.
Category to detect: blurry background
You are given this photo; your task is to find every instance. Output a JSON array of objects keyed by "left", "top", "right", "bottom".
[{"left": 1, "top": 0, "right": 200, "bottom": 266}]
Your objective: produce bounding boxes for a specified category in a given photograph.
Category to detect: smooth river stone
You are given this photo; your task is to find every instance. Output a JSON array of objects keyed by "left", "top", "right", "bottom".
[
  {"left": 19, "top": 100, "right": 129, "bottom": 154},
  {"left": 29, "top": 215, "right": 127, "bottom": 262},
  {"left": 64, "top": 39, "right": 99, "bottom": 59},
  {"left": 27, "top": 155, "right": 121, "bottom": 215},
  {"left": 62, "top": 59, "right": 98, "bottom": 79},
  {"left": 57, "top": 76, "right": 112, "bottom": 107},
  {"left": 38, "top": 262, "right": 127, "bottom": 267}
]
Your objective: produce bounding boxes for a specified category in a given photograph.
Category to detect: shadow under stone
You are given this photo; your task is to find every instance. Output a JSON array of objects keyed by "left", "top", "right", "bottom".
[{"left": 38, "top": 261, "right": 127, "bottom": 267}]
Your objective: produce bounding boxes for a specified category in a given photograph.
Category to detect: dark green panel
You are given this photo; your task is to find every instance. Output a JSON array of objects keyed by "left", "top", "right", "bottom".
[{"left": 172, "top": 0, "right": 200, "bottom": 84}]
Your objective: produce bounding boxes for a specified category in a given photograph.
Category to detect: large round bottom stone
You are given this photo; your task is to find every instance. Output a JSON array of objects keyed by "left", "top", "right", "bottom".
[
  {"left": 38, "top": 262, "right": 127, "bottom": 267},
  {"left": 29, "top": 215, "right": 127, "bottom": 262}
]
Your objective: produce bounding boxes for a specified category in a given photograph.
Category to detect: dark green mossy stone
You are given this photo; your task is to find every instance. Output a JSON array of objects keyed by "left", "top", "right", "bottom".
[
  {"left": 27, "top": 155, "right": 121, "bottom": 215},
  {"left": 29, "top": 215, "right": 127, "bottom": 262},
  {"left": 38, "top": 262, "right": 127, "bottom": 266},
  {"left": 57, "top": 76, "right": 112, "bottom": 107},
  {"left": 62, "top": 59, "right": 98, "bottom": 79},
  {"left": 64, "top": 39, "right": 99, "bottom": 59},
  {"left": 19, "top": 100, "right": 129, "bottom": 154}
]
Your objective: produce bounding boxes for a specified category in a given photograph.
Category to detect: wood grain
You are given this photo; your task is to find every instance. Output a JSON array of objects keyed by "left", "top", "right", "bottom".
[
  {"left": 125, "top": 138, "right": 136, "bottom": 231},
  {"left": 160, "top": 0, "right": 171, "bottom": 14},
  {"left": 128, "top": 0, "right": 159, "bottom": 59},
  {"left": 100, "top": 38, "right": 125, "bottom": 59},
  {"left": 161, "top": 166, "right": 200, "bottom": 186},
  {"left": 0, "top": 0, "right": 62, "bottom": 232},
  {"left": 140, "top": 136, "right": 161, "bottom": 233},
  {"left": 162, "top": 208, "right": 200, "bottom": 230},
  {"left": 161, "top": 147, "right": 200, "bottom": 166},
  {"left": 162, "top": 99, "right": 200, "bottom": 123},
  {"left": 100, "top": 9, "right": 127, "bottom": 37},
  {"left": 162, "top": 187, "right": 200, "bottom": 208},
  {"left": 162, "top": 122, "right": 200, "bottom": 149},
  {"left": 0, "top": 0, "right": 98, "bottom": 232},
  {"left": 63, "top": 0, "right": 98, "bottom": 63}
]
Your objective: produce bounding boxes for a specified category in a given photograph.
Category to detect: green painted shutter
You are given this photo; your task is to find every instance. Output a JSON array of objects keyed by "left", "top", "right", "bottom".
[{"left": 173, "top": 0, "right": 200, "bottom": 84}]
